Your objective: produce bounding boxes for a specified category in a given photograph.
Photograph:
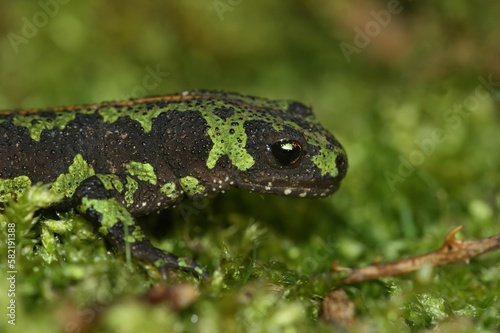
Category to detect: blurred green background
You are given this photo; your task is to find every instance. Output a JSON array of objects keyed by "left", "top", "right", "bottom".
[{"left": 1, "top": 1, "right": 499, "bottom": 332}]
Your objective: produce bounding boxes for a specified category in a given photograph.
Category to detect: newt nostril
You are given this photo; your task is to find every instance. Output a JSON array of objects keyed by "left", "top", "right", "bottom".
[{"left": 335, "top": 153, "right": 348, "bottom": 180}]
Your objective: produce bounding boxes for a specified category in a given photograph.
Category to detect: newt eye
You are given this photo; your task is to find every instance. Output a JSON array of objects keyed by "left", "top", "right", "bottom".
[{"left": 269, "top": 139, "right": 302, "bottom": 167}]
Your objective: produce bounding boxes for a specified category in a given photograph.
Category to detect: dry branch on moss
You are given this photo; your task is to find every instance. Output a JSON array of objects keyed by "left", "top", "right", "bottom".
[{"left": 336, "top": 226, "right": 500, "bottom": 284}]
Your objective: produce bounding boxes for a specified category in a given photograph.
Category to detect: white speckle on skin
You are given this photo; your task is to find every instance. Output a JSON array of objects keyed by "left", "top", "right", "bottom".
[
  {"left": 218, "top": 185, "right": 222, "bottom": 189},
  {"left": 299, "top": 192, "right": 307, "bottom": 197},
  {"left": 320, "top": 193, "right": 326, "bottom": 197},
  {"left": 265, "top": 186, "right": 271, "bottom": 191},
  {"left": 182, "top": 90, "right": 189, "bottom": 96},
  {"left": 157, "top": 202, "right": 161, "bottom": 206},
  {"left": 229, "top": 181, "right": 234, "bottom": 185},
  {"left": 267, "top": 182, "right": 273, "bottom": 187},
  {"left": 284, "top": 189, "right": 292, "bottom": 195},
  {"left": 224, "top": 176, "right": 229, "bottom": 182},
  {"left": 142, "top": 202, "right": 147, "bottom": 207},
  {"left": 218, "top": 180, "right": 222, "bottom": 185}
]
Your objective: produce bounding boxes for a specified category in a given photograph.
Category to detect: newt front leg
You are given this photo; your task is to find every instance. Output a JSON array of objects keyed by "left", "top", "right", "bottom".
[{"left": 74, "top": 176, "right": 209, "bottom": 278}]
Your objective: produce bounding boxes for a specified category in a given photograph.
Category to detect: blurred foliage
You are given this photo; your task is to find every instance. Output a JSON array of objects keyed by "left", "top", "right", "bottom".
[{"left": 1, "top": 0, "right": 499, "bottom": 332}]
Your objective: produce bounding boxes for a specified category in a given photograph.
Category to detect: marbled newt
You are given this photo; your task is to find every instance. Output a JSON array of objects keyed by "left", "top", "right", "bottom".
[{"left": 0, "top": 90, "right": 348, "bottom": 278}]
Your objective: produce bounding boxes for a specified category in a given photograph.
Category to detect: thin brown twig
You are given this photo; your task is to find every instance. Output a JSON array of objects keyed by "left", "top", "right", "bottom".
[{"left": 337, "top": 226, "right": 500, "bottom": 284}]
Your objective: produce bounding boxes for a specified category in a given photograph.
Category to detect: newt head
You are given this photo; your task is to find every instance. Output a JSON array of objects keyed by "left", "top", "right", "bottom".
[{"left": 216, "top": 97, "right": 348, "bottom": 198}]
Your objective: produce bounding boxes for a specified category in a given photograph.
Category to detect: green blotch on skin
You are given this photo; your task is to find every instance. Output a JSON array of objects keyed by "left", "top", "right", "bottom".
[
  {"left": 99, "top": 104, "right": 166, "bottom": 133},
  {"left": 154, "top": 258, "right": 165, "bottom": 268},
  {"left": 177, "top": 257, "right": 189, "bottom": 268},
  {"left": 311, "top": 148, "right": 340, "bottom": 177},
  {"left": 194, "top": 266, "right": 205, "bottom": 276},
  {"left": 179, "top": 176, "right": 205, "bottom": 197},
  {"left": 202, "top": 109, "right": 255, "bottom": 171},
  {"left": 98, "top": 106, "right": 120, "bottom": 124},
  {"left": 0, "top": 176, "right": 32, "bottom": 202},
  {"left": 124, "top": 176, "right": 138, "bottom": 206},
  {"left": 12, "top": 112, "right": 77, "bottom": 141},
  {"left": 126, "top": 161, "right": 157, "bottom": 185},
  {"left": 175, "top": 257, "right": 203, "bottom": 275},
  {"left": 51, "top": 154, "right": 95, "bottom": 197},
  {"left": 160, "top": 182, "right": 180, "bottom": 199},
  {"left": 126, "top": 228, "right": 146, "bottom": 243},
  {"left": 127, "top": 104, "right": 165, "bottom": 132},
  {"left": 96, "top": 174, "right": 124, "bottom": 192},
  {"left": 79, "top": 197, "right": 141, "bottom": 240}
]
